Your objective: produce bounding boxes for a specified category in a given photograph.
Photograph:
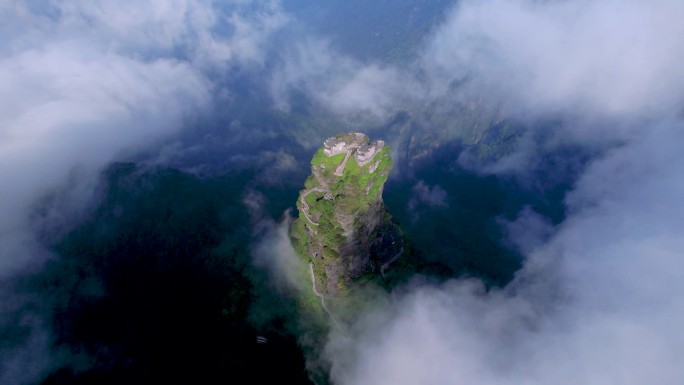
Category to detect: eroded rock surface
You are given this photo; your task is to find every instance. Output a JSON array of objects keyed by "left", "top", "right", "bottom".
[{"left": 291, "top": 133, "right": 404, "bottom": 297}]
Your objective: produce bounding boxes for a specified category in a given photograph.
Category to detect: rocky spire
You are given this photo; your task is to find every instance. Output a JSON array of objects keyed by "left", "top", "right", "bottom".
[{"left": 290, "top": 133, "right": 404, "bottom": 298}]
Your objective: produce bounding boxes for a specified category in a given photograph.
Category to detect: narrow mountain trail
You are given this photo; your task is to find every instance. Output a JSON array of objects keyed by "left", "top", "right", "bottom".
[
  {"left": 309, "top": 262, "right": 341, "bottom": 329},
  {"left": 299, "top": 187, "right": 326, "bottom": 225},
  {"left": 380, "top": 247, "right": 404, "bottom": 278},
  {"left": 295, "top": 133, "right": 392, "bottom": 333},
  {"left": 300, "top": 150, "right": 349, "bottom": 226},
  {"left": 334, "top": 148, "right": 355, "bottom": 176}
]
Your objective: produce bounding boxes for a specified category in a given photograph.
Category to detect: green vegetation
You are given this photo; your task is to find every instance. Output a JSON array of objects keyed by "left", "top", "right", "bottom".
[
  {"left": 290, "top": 133, "right": 400, "bottom": 312},
  {"left": 302, "top": 148, "right": 392, "bottom": 253},
  {"left": 310, "top": 150, "right": 346, "bottom": 171},
  {"left": 342, "top": 146, "right": 392, "bottom": 204}
]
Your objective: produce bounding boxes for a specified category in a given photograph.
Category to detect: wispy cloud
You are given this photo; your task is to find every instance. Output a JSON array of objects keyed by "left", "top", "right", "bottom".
[
  {"left": 320, "top": 1, "right": 684, "bottom": 384},
  {"left": 424, "top": 0, "right": 684, "bottom": 121},
  {"left": 4, "top": 1, "right": 684, "bottom": 383},
  {"left": 270, "top": 38, "right": 420, "bottom": 120},
  {"left": 328, "top": 124, "right": 684, "bottom": 385},
  {"left": 0, "top": 1, "right": 287, "bottom": 383}
]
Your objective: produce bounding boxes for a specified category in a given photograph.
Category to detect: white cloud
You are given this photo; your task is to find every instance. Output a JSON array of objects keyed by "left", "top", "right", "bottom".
[
  {"left": 271, "top": 38, "right": 422, "bottom": 120},
  {"left": 327, "top": 124, "right": 684, "bottom": 385},
  {"left": 410, "top": 181, "right": 448, "bottom": 208},
  {"left": 0, "top": 9, "right": 211, "bottom": 279},
  {"left": 12, "top": 0, "right": 289, "bottom": 67},
  {"left": 424, "top": 0, "right": 684, "bottom": 122},
  {"left": 499, "top": 206, "right": 554, "bottom": 255},
  {"left": 0, "top": 1, "right": 287, "bottom": 383},
  {"left": 4, "top": 1, "right": 683, "bottom": 383},
  {"left": 320, "top": 1, "right": 684, "bottom": 384},
  {"left": 251, "top": 213, "right": 307, "bottom": 293},
  {"left": 272, "top": 0, "right": 684, "bottom": 158}
]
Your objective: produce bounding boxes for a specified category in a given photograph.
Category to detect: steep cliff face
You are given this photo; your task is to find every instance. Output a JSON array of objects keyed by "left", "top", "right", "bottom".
[{"left": 290, "top": 133, "right": 404, "bottom": 297}]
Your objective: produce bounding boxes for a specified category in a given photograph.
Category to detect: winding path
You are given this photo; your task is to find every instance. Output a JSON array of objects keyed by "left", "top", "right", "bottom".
[
  {"left": 334, "top": 148, "right": 355, "bottom": 176},
  {"left": 298, "top": 137, "right": 388, "bottom": 331},
  {"left": 299, "top": 187, "right": 326, "bottom": 226},
  {"left": 309, "top": 262, "right": 340, "bottom": 328},
  {"left": 380, "top": 247, "right": 404, "bottom": 278}
]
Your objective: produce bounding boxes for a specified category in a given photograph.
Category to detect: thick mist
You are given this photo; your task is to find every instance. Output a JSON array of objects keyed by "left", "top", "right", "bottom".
[
  {"left": 2, "top": 0, "right": 683, "bottom": 384},
  {"left": 0, "top": 1, "right": 286, "bottom": 383},
  {"left": 320, "top": 1, "right": 684, "bottom": 384}
]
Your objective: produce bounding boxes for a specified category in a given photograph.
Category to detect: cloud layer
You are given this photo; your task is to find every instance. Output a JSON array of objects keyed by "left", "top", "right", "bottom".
[
  {"left": 0, "top": 1, "right": 286, "bottom": 383},
  {"left": 3, "top": 1, "right": 684, "bottom": 384},
  {"left": 320, "top": 1, "right": 684, "bottom": 384},
  {"left": 328, "top": 124, "right": 684, "bottom": 384},
  {"left": 425, "top": 0, "right": 684, "bottom": 121}
]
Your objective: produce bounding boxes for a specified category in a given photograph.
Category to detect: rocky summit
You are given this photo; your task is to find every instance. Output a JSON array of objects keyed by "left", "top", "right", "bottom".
[{"left": 290, "top": 132, "right": 405, "bottom": 298}]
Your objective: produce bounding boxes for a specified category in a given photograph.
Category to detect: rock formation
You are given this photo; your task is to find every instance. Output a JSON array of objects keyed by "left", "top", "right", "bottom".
[{"left": 290, "top": 133, "right": 404, "bottom": 298}]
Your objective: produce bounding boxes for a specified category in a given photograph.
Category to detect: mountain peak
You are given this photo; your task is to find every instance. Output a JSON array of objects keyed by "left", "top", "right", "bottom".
[{"left": 290, "top": 133, "right": 404, "bottom": 302}]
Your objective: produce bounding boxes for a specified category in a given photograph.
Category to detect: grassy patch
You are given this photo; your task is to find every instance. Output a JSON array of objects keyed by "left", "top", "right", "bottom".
[{"left": 310, "top": 149, "right": 346, "bottom": 174}]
